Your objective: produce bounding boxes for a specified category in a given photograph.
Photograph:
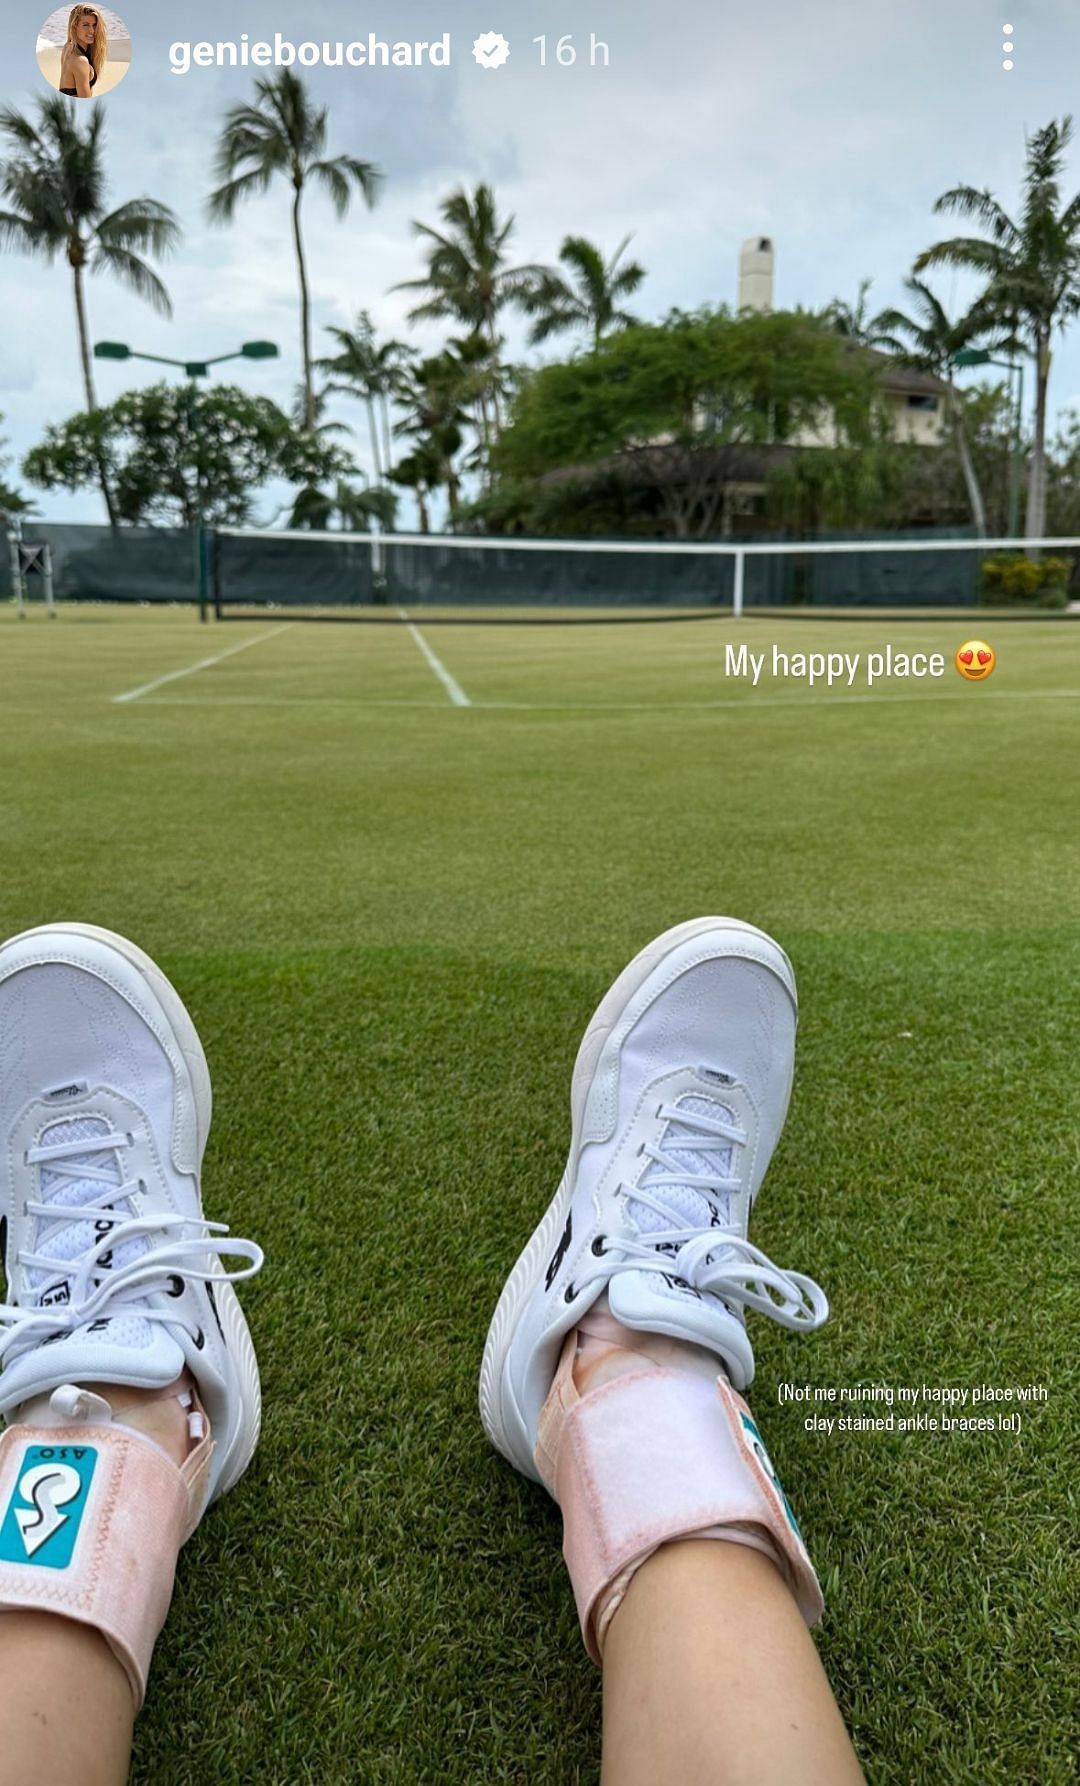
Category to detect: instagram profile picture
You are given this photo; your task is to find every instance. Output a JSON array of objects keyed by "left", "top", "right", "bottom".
[{"left": 36, "top": 5, "right": 132, "bottom": 99}]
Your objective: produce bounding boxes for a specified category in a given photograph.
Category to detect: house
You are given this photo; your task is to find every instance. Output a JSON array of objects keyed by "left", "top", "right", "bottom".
[{"left": 738, "top": 237, "right": 949, "bottom": 448}]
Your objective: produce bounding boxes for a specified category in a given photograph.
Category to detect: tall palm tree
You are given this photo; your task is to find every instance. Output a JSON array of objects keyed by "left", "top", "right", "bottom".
[
  {"left": 915, "top": 116, "right": 1080, "bottom": 540},
  {"left": 208, "top": 70, "right": 380, "bottom": 430},
  {"left": 873, "top": 277, "right": 991, "bottom": 533},
  {"left": 522, "top": 234, "right": 645, "bottom": 348},
  {"left": 394, "top": 183, "right": 547, "bottom": 444},
  {"left": 0, "top": 97, "right": 179, "bottom": 523},
  {"left": 395, "top": 184, "right": 544, "bottom": 339}
]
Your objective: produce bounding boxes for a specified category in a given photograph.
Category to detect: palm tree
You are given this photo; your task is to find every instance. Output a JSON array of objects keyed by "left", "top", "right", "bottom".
[
  {"left": 873, "top": 278, "right": 991, "bottom": 533},
  {"left": 394, "top": 183, "right": 547, "bottom": 444},
  {"left": 317, "top": 312, "right": 409, "bottom": 484},
  {"left": 395, "top": 184, "right": 545, "bottom": 339},
  {"left": 393, "top": 352, "right": 469, "bottom": 520},
  {"left": 433, "top": 330, "right": 515, "bottom": 483},
  {"left": 826, "top": 278, "right": 890, "bottom": 347},
  {"left": 208, "top": 70, "right": 380, "bottom": 430},
  {"left": 915, "top": 116, "right": 1080, "bottom": 539},
  {"left": 522, "top": 234, "right": 645, "bottom": 348},
  {"left": 390, "top": 444, "right": 443, "bottom": 534},
  {"left": 288, "top": 478, "right": 396, "bottom": 531},
  {"left": 0, "top": 98, "right": 179, "bottom": 523}
]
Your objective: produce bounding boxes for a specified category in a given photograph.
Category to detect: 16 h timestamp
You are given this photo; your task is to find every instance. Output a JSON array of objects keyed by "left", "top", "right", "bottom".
[{"left": 532, "top": 33, "right": 611, "bottom": 67}]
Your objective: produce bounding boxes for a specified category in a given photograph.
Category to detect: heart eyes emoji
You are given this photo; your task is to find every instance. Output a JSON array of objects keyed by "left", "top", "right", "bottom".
[{"left": 955, "top": 640, "right": 996, "bottom": 680}]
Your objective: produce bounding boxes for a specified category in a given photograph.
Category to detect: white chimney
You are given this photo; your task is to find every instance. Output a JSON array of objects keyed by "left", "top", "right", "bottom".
[{"left": 738, "top": 237, "right": 774, "bottom": 312}]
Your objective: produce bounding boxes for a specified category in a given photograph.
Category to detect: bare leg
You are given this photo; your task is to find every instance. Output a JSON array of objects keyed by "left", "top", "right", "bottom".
[
  {"left": 0, "top": 1615, "right": 133, "bottom": 1786},
  {"left": 602, "top": 1540, "right": 865, "bottom": 1786},
  {"left": 0, "top": 1382, "right": 194, "bottom": 1786}
]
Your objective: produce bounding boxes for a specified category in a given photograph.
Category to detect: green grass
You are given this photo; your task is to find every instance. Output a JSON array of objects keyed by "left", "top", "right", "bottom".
[{"left": 2, "top": 603, "right": 1078, "bottom": 1784}]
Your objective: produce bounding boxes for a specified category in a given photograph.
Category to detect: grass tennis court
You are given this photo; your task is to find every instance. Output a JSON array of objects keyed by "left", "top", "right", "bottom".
[{"left": 2, "top": 605, "right": 1078, "bottom": 1784}]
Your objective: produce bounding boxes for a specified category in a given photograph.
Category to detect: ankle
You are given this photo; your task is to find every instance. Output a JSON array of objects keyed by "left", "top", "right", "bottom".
[
  {"left": 534, "top": 1300, "right": 824, "bottom": 1664},
  {"left": 15, "top": 1376, "right": 207, "bottom": 1472},
  {"left": 571, "top": 1294, "right": 724, "bottom": 1397},
  {"left": 101, "top": 1377, "right": 206, "bottom": 1470},
  {"left": 535, "top": 1296, "right": 725, "bottom": 1491}
]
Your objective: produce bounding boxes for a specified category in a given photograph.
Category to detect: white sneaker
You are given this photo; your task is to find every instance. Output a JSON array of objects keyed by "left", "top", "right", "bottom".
[
  {"left": 479, "top": 918, "right": 829, "bottom": 1483},
  {"left": 0, "top": 923, "right": 263, "bottom": 1503}
]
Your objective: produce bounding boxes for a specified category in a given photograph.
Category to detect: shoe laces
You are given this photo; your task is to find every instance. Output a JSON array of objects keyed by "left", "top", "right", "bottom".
[
  {"left": 580, "top": 1095, "right": 828, "bottom": 1329},
  {"left": 0, "top": 1121, "right": 263, "bottom": 1364}
]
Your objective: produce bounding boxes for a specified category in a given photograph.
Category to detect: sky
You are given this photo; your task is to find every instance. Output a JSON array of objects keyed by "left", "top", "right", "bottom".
[{"left": 3, "top": 0, "right": 1080, "bottom": 525}]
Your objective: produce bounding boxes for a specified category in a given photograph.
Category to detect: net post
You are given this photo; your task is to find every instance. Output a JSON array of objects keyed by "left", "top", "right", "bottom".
[
  {"left": 8, "top": 525, "right": 25, "bottom": 619},
  {"left": 196, "top": 523, "right": 210, "bottom": 623},
  {"left": 370, "top": 533, "right": 386, "bottom": 604},
  {"left": 732, "top": 547, "right": 745, "bottom": 618},
  {"left": 43, "top": 544, "right": 55, "bottom": 617},
  {"left": 209, "top": 528, "right": 223, "bottom": 622}
]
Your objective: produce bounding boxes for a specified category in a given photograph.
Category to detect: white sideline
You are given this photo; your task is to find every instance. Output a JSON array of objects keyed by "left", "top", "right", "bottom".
[
  {"left": 112, "top": 624, "right": 295, "bottom": 704},
  {"left": 397, "top": 608, "right": 470, "bottom": 706},
  {"left": 121, "top": 686, "right": 1080, "bottom": 714}
]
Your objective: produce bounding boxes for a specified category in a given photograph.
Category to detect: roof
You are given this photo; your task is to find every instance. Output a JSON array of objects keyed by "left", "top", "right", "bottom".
[{"left": 855, "top": 345, "right": 949, "bottom": 396}]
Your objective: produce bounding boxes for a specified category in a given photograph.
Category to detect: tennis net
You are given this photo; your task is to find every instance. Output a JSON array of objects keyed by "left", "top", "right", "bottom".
[
  {"left": 6, "top": 524, "right": 1077, "bottom": 619},
  {"left": 210, "top": 527, "right": 1080, "bottom": 621}
]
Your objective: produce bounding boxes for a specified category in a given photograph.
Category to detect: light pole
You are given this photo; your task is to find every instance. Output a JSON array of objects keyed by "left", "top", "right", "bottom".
[
  {"left": 952, "top": 347, "right": 1026, "bottom": 540},
  {"left": 93, "top": 340, "right": 279, "bottom": 620}
]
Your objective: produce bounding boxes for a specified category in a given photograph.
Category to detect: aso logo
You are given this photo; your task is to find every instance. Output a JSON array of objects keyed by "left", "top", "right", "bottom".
[{"left": 0, "top": 1447, "right": 97, "bottom": 1569}]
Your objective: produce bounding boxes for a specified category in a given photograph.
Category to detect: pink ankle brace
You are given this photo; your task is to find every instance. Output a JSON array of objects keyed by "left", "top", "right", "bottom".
[
  {"left": 0, "top": 1387, "right": 212, "bottom": 1709},
  {"left": 537, "top": 1336, "right": 823, "bottom": 1662}
]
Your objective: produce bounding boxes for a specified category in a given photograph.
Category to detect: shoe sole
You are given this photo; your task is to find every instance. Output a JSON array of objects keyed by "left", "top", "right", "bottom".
[
  {"left": 0, "top": 921, "right": 261, "bottom": 1503},
  {"left": 478, "top": 917, "right": 796, "bottom": 1481}
]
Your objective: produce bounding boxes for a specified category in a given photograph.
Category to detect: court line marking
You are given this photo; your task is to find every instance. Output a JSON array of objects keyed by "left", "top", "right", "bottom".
[
  {"left": 116, "top": 687, "right": 1080, "bottom": 713},
  {"left": 397, "top": 607, "right": 470, "bottom": 706},
  {"left": 111, "top": 624, "right": 295, "bottom": 705}
]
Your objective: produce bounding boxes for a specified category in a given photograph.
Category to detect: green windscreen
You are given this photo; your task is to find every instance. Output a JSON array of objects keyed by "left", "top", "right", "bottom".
[
  {"left": 5, "top": 524, "right": 196, "bottom": 603},
  {"left": 7, "top": 523, "right": 1066, "bottom": 614}
]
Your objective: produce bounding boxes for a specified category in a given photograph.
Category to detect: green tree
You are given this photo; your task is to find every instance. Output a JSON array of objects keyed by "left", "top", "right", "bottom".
[
  {"left": 392, "top": 349, "right": 477, "bottom": 520},
  {"left": 766, "top": 429, "right": 911, "bottom": 533},
  {"left": 288, "top": 479, "right": 396, "bottom": 531},
  {"left": 208, "top": 71, "right": 380, "bottom": 431},
  {"left": 394, "top": 184, "right": 546, "bottom": 446},
  {"left": 497, "top": 308, "right": 875, "bottom": 537},
  {"left": 0, "top": 97, "right": 179, "bottom": 523},
  {"left": 521, "top": 234, "right": 645, "bottom": 349},
  {"left": 396, "top": 183, "right": 544, "bottom": 339},
  {"left": 435, "top": 331, "right": 515, "bottom": 483},
  {"left": 317, "top": 312, "right": 409, "bottom": 485},
  {"left": 0, "top": 416, "right": 33, "bottom": 525},
  {"left": 1047, "top": 412, "right": 1080, "bottom": 538},
  {"left": 915, "top": 116, "right": 1080, "bottom": 540},
  {"left": 825, "top": 278, "right": 890, "bottom": 347},
  {"left": 23, "top": 383, "right": 348, "bottom": 526},
  {"left": 872, "top": 277, "right": 990, "bottom": 532},
  {"left": 389, "top": 443, "right": 444, "bottom": 534}
]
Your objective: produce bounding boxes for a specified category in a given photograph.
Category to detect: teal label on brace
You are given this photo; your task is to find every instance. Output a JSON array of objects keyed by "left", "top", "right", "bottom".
[
  {"left": 739, "top": 1411, "right": 803, "bottom": 1542},
  {"left": 0, "top": 1444, "right": 97, "bottom": 1569}
]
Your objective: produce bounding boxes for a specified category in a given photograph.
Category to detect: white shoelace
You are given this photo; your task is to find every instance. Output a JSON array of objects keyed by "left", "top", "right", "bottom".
[
  {"left": 576, "top": 1100, "right": 829, "bottom": 1329},
  {"left": 0, "top": 1128, "right": 263, "bottom": 1364}
]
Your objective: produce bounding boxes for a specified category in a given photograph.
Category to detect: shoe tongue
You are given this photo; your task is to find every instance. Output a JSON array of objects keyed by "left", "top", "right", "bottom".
[
  {"left": 0, "top": 1115, "right": 187, "bottom": 1416},
  {"left": 33, "top": 1116, "right": 152, "bottom": 1347},
  {"left": 625, "top": 1094, "right": 735, "bottom": 1241},
  {"left": 609, "top": 1094, "right": 748, "bottom": 1362}
]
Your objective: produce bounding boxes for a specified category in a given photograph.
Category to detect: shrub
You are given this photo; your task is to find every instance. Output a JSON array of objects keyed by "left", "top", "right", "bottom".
[{"left": 982, "top": 553, "right": 1071, "bottom": 606}]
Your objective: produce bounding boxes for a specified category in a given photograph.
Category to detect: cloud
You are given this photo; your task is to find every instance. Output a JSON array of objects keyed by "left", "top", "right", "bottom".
[{"left": 6, "top": 0, "right": 1080, "bottom": 519}]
